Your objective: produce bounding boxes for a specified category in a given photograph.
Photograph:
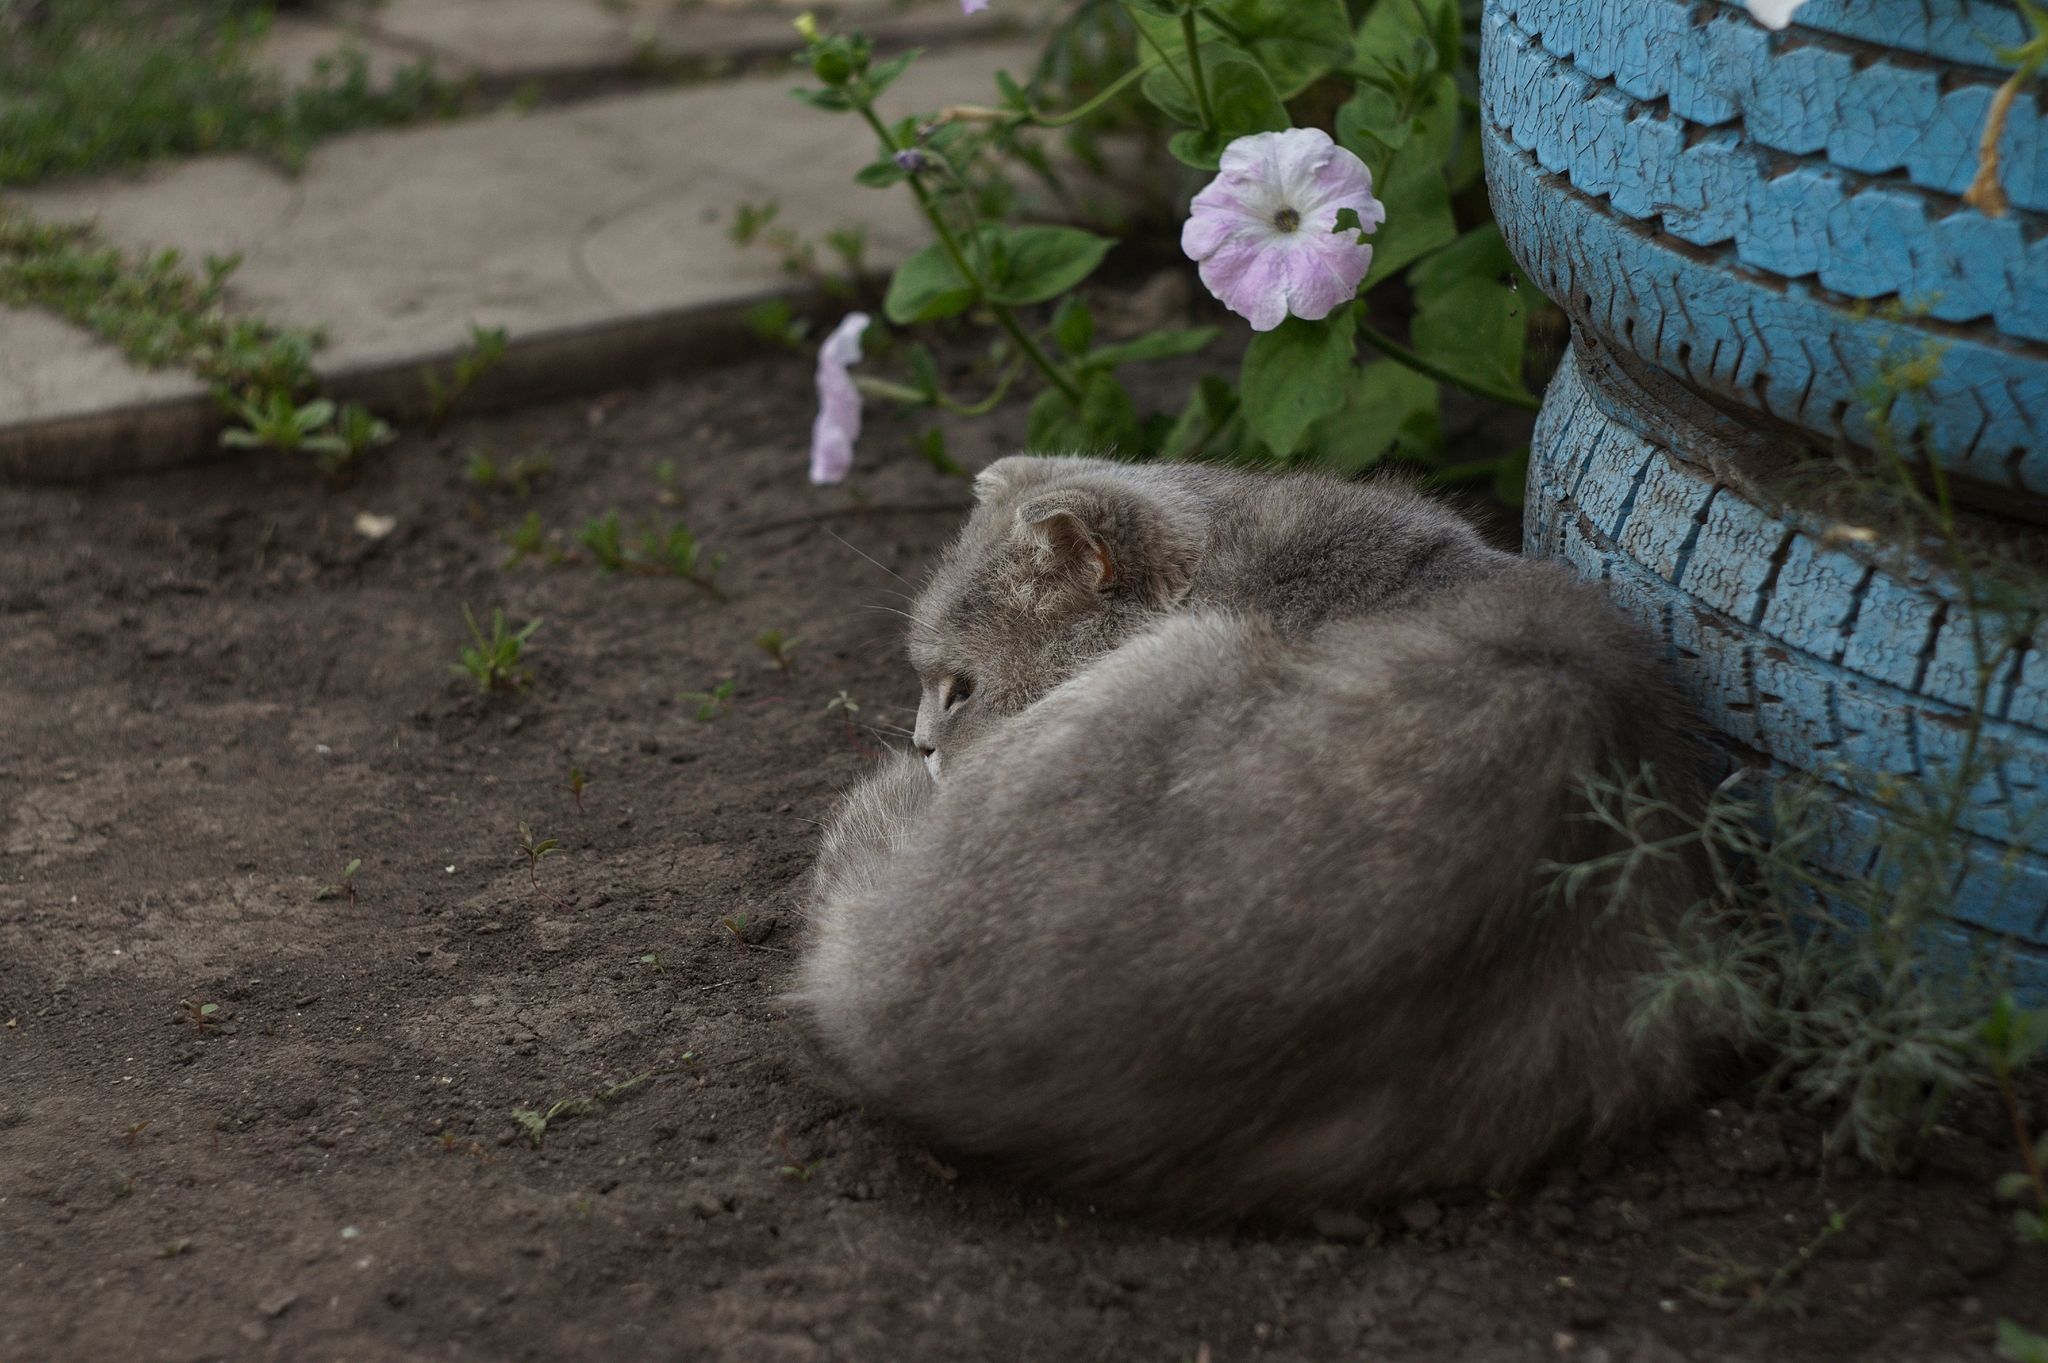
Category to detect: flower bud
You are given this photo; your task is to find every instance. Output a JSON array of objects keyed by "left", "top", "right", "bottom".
[{"left": 892, "top": 149, "right": 931, "bottom": 172}]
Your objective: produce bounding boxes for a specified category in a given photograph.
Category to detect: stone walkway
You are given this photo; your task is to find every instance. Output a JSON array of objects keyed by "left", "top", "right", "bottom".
[{"left": 0, "top": 1, "right": 1041, "bottom": 479}]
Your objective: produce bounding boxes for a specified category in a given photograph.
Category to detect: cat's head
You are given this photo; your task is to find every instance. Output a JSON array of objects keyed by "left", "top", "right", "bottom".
[{"left": 907, "top": 456, "right": 1205, "bottom": 776}]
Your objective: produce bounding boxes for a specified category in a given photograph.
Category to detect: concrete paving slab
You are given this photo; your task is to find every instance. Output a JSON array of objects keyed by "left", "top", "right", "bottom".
[
  {"left": 257, "top": 12, "right": 426, "bottom": 89},
  {"left": 0, "top": 41, "right": 1037, "bottom": 482}
]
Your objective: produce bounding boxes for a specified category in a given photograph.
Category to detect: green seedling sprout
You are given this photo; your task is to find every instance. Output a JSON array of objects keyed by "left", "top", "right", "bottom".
[
  {"left": 637, "top": 522, "right": 726, "bottom": 597},
  {"left": 219, "top": 390, "right": 341, "bottom": 455},
  {"left": 653, "top": 458, "right": 683, "bottom": 506},
  {"left": 637, "top": 952, "right": 663, "bottom": 975},
  {"left": 577, "top": 511, "right": 629, "bottom": 576},
  {"left": 180, "top": 999, "right": 219, "bottom": 1032},
  {"left": 423, "top": 322, "right": 509, "bottom": 427},
  {"left": 314, "top": 858, "right": 362, "bottom": 906},
  {"left": 680, "top": 679, "right": 737, "bottom": 722},
  {"left": 1974, "top": 994, "right": 2048, "bottom": 1243},
  {"left": 720, "top": 910, "right": 787, "bottom": 955},
  {"left": 825, "top": 690, "right": 880, "bottom": 759},
  {"left": 497, "top": 512, "right": 568, "bottom": 569},
  {"left": 157, "top": 1238, "right": 193, "bottom": 1259},
  {"left": 565, "top": 766, "right": 588, "bottom": 814},
  {"left": 316, "top": 402, "right": 395, "bottom": 481},
  {"left": 516, "top": 822, "right": 570, "bottom": 912},
  {"left": 467, "top": 448, "right": 553, "bottom": 496},
  {"left": 123, "top": 1119, "right": 150, "bottom": 1148},
  {"left": 755, "top": 629, "right": 802, "bottom": 676},
  {"left": 777, "top": 1130, "right": 825, "bottom": 1183},
  {"left": 510, "top": 1067, "right": 680, "bottom": 1148},
  {"left": 452, "top": 605, "right": 541, "bottom": 694}
]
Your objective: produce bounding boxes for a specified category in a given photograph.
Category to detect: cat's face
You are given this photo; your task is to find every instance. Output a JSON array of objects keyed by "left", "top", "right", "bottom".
[{"left": 905, "top": 458, "right": 1201, "bottom": 777}]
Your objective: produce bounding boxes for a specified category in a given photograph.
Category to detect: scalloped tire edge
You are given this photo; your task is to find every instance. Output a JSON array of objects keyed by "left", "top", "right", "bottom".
[{"left": 1529, "top": 345, "right": 2048, "bottom": 1000}]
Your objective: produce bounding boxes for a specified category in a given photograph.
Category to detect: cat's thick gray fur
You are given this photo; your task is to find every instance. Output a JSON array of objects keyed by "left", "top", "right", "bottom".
[{"left": 795, "top": 456, "right": 1701, "bottom": 1220}]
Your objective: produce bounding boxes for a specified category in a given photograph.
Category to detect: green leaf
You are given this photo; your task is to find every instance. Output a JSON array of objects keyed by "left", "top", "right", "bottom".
[
  {"left": 1118, "top": 0, "right": 1185, "bottom": 16},
  {"left": 1996, "top": 1171, "right": 2036, "bottom": 1201},
  {"left": 986, "top": 227, "right": 1113, "bottom": 307},
  {"left": 1297, "top": 357, "right": 1437, "bottom": 473},
  {"left": 854, "top": 159, "right": 907, "bottom": 188},
  {"left": 1083, "top": 326, "right": 1220, "bottom": 370},
  {"left": 864, "top": 50, "right": 920, "bottom": 99},
  {"left": 1408, "top": 222, "right": 1526, "bottom": 304},
  {"left": 1355, "top": 76, "right": 1460, "bottom": 288},
  {"left": 1349, "top": 0, "right": 1455, "bottom": 91},
  {"left": 1159, "top": 374, "right": 1243, "bottom": 462},
  {"left": 789, "top": 86, "right": 852, "bottom": 112},
  {"left": 2000, "top": 1318, "right": 2048, "bottom": 1363},
  {"left": 1409, "top": 275, "right": 1531, "bottom": 399},
  {"left": 1163, "top": 54, "right": 1289, "bottom": 169},
  {"left": 1028, "top": 371, "right": 1140, "bottom": 456},
  {"left": 1239, "top": 304, "right": 1356, "bottom": 459},
  {"left": 1334, "top": 83, "right": 1411, "bottom": 164},
  {"left": 1054, "top": 296, "right": 1095, "bottom": 357},
  {"left": 1204, "top": 0, "right": 1353, "bottom": 98},
  {"left": 883, "top": 242, "right": 975, "bottom": 324}
]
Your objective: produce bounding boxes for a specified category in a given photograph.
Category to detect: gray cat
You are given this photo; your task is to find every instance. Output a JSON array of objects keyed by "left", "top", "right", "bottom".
[{"left": 795, "top": 456, "right": 1702, "bottom": 1220}]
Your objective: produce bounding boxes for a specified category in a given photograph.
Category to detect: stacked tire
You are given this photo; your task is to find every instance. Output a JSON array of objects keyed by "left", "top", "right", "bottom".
[{"left": 1482, "top": 0, "right": 2048, "bottom": 994}]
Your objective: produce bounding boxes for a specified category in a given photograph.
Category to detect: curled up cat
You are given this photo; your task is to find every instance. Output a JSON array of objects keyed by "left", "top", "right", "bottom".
[{"left": 794, "top": 455, "right": 1705, "bottom": 1221}]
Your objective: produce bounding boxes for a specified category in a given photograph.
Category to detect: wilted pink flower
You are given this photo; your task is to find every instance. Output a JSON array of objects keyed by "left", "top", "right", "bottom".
[
  {"left": 1181, "top": 128, "right": 1385, "bottom": 332},
  {"left": 960, "top": 0, "right": 989, "bottom": 11},
  {"left": 809, "top": 312, "right": 870, "bottom": 485}
]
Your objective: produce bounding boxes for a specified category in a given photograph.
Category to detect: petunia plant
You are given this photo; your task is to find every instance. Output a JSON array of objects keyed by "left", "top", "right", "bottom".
[{"left": 789, "top": 0, "right": 1544, "bottom": 487}]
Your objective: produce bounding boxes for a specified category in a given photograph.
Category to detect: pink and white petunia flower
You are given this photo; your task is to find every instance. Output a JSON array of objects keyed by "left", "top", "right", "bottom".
[
  {"left": 809, "top": 312, "right": 870, "bottom": 485},
  {"left": 960, "top": 0, "right": 989, "bottom": 11},
  {"left": 1181, "top": 128, "right": 1385, "bottom": 332}
]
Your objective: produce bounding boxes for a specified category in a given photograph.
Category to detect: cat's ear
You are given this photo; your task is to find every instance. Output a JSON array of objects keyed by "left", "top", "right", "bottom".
[
  {"left": 973, "top": 455, "right": 1058, "bottom": 504},
  {"left": 1014, "top": 482, "right": 1199, "bottom": 608}
]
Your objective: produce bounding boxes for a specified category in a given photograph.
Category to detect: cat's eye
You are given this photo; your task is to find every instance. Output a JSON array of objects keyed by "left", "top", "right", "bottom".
[{"left": 945, "top": 674, "right": 973, "bottom": 710}]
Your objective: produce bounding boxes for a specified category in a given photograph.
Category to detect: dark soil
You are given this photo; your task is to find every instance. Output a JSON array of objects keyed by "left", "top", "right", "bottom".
[{"left": 0, "top": 348, "right": 2041, "bottom": 1363}]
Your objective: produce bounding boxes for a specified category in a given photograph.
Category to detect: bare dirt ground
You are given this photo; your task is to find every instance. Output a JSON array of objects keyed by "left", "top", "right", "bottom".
[{"left": 0, "top": 342, "right": 2041, "bottom": 1363}]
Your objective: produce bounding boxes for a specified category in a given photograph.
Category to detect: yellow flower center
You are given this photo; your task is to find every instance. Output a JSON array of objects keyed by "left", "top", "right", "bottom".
[{"left": 1272, "top": 207, "right": 1301, "bottom": 232}]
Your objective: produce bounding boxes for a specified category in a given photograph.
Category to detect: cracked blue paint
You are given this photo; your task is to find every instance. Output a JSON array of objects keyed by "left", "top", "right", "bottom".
[{"left": 1525, "top": 348, "right": 2048, "bottom": 979}]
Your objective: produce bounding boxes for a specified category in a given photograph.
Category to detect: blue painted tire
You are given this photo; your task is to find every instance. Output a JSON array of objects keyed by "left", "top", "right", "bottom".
[
  {"left": 1481, "top": 0, "right": 2048, "bottom": 508},
  {"left": 1527, "top": 343, "right": 2048, "bottom": 995}
]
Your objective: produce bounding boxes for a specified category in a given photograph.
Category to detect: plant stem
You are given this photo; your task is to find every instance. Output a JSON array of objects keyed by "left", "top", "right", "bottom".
[
  {"left": 856, "top": 104, "right": 1083, "bottom": 404},
  {"left": 1178, "top": 9, "right": 1217, "bottom": 132},
  {"left": 528, "top": 861, "right": 571, "bottom": 913},
  {"left": 1022, "top": 65, "right": 1149, "bottom": 127},
  {"left": 1999, "top": 1070, "right": 2048, "bottom": 1206},
  {"left": 1354, "top": 321, "right": 1542, "bottom": 411}
]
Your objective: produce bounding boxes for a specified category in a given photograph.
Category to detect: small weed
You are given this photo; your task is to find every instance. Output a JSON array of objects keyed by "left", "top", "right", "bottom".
[
  {"left": 516, "top": 822, "right": 570, "bottom": 913},
  {"left": 317, "top": 401, "right": 396, "bottom": 481},
  {"left": 730, "top": 200, "right": 871, "bottom": 303},
  {"left": 114, "top": 1173, "right": 135, "bottom": 1198},
  {"left": 156, "top": 1238, "right": 193, "bottom": 1259},
  {"left": 451, "top": 605, "right": 540, "bottom": 694},
  {"left": 497, "top": 512, "right": 568, "bottom": 569},
  {"left": 825, "top": 690, "right": 881, "bottom": 759},
  {"left": 744, "top": 297, "right": 813, "bottom": 352},
  {"left": 123, "top": 1119, "right": 151, "bottom": 1149},
  {"left": 755, "top": 629, "right": 802, "bottom": 676},
  {"left": 465, "top": 447, "right": 552, "bottom": 496},
  {"left": 1971, "top": 994, "right": 2048, "bottom": 1242},
  {"left": 423, "top": 323, "right": 509, "bottom": 427},
  {"left": 720, "top": 911, "right": 788, "bottom": 955},
  {"left": 777, "top": 1130, "right": 825, "bottom": 1183},
  {"left": 218, "top": 390, "right": 340, "bottom": 455},
  {"left": 314, "top": 858, "right": 362, "bottom": 906},
  {"left": 637, "top": 522, "right": 726, "bottom": 597},
  {"left": 565, "top": 766, "right": 589, "bottom": 814},
  {"left": 637, "top": 952, "right": 664, "bottom": 975},
  {"left": 578, "top": 511, "right": 629, "bottom": 575},
  {"left": 1682, "top": 1204, "right": 1859, "bottom": 1316},
  {"left": 438, "top": 1130, "right": 486, "bottom": 1158},
  {"left": 653, "top": 459, "right": 684, "bottom": 506},
  {"left": 510, "top": 1068, "right": 677, "bottom": 1148},
  {"left": 681, "top": 679, "right": 737, "bottom": 722},
  {"left": 180, "top": 999, "right": 219, "bottom": 1032}
]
